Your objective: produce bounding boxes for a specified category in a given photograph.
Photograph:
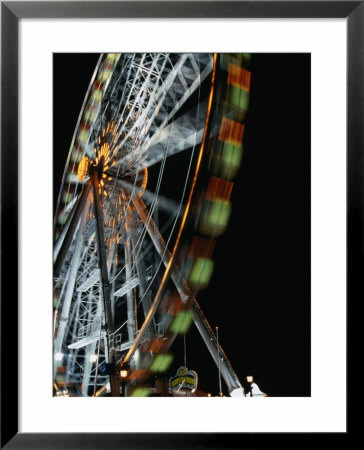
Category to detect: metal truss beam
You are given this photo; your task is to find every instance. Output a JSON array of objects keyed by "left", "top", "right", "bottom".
[{"left": 132, "top": 195, "right": 242, "bottom": 394}]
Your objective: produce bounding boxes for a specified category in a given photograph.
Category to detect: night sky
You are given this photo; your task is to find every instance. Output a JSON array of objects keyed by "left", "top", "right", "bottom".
[{"left": 54, "top": 53, "right": 310, "bottom": 397}]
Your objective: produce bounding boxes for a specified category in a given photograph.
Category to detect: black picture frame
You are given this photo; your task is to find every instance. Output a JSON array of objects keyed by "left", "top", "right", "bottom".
[{"left": 1, "top": 1, "right": 356, "bottom": 448}]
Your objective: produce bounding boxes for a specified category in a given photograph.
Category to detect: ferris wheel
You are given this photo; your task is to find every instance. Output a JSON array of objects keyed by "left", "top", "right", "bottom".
[{"left": 53, "top": 53, "right": 251, "bottom": 397}]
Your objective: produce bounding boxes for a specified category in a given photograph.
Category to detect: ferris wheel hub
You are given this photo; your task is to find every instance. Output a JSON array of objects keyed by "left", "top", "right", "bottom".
[{"left": 91, "top": 155, "right": 106, "bottom": 184}]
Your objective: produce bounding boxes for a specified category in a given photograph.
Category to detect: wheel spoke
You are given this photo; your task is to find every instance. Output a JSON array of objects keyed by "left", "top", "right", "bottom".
[
  {"left": 115, "top": 178, "right": 181, "bottom": 216},
  {"left": 141, "top": 105, "right": 207, "bottom": 169},
  {"left": 116, "top": 54, "right": 212, "bottom": 171},
  {"left": 54, "top": 183, "right": 91, "bottom": 277},
  {"left": 142, "top": 55, "right": 213, "bottom": 153}
]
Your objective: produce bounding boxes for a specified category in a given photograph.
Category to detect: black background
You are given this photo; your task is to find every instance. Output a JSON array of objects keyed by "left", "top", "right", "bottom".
[{"left": 54, "top": 53, "right": 310, "bottom": 397}]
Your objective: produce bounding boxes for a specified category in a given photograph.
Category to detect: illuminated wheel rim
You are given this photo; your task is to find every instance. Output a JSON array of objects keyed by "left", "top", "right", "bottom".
[{"left": 53, "top": 53, "right": 251, "bottom": 397}]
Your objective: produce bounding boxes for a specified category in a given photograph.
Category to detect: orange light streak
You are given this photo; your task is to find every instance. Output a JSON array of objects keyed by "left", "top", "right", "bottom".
[
  {"left": 121, "top": 53, "right": 218, "bottom": 368},
  {"left": 205, "top": 176, "right": 234, "bottom": 202},
  {"left": 227, "top": 63, "right": 251, "bottom": 92},
  {"left": 218, "top": 117, "right": 245, "bottom": 146}
]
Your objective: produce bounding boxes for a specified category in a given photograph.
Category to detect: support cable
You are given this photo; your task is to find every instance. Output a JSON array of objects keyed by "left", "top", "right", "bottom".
[{"left": 216, "top": 326, "right": 222, "bottom": 396}]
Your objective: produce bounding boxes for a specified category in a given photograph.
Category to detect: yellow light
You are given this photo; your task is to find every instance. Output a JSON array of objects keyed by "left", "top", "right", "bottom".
[
  {"left": 140, "top": 167, "right": 148, "bottom": 195},
  {"left": 77, "top": 155, "right": 89, "bottom": 182},
  {"left": 247, "top": 376, "right": 253, "bottom": 383},
  {"left": 120, "top": 369, "right": 128, "bottom": 379}
]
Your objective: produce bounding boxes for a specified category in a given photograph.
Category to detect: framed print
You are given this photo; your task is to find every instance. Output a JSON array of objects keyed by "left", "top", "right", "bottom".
[{"left": 1, "top": 1, "right": 357, "bottom": 448}]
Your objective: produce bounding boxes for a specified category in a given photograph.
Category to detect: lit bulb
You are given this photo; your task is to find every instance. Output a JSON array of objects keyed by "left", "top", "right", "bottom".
[{"left": 119, "top": 369, "right": 128, "bottom": 379}]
